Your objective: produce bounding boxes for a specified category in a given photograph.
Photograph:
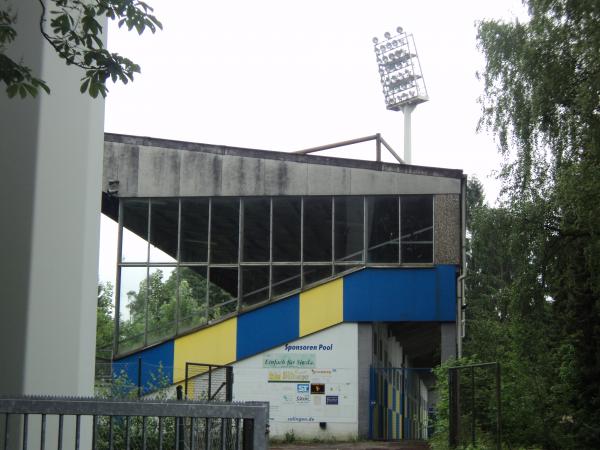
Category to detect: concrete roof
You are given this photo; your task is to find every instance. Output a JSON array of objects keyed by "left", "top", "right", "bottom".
[{"left": 103, "top": 133, "right": 464, "bottom": 198}]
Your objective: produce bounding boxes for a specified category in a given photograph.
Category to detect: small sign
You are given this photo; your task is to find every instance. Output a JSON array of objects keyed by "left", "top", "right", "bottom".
[
  {"left": 263, "top": 354, "right": 316, "bottom": 369},
  {"left": 310, "top": 383, "right": 325, "bottom": 394},
  {"left": 297, "top": 383, "right": 310, "bottom": 393},
  {"left": 326, "top": 395, "right": 339, "bottom": 405}
]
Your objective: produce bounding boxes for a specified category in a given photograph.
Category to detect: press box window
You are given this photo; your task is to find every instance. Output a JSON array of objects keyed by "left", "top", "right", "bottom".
[{"left": 401, "top": 195, "right": 433, "bottom": 263}]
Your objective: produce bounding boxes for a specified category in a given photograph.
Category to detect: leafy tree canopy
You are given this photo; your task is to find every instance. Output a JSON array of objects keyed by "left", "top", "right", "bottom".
[
  {"left": 473, "top": 1, "right": 600, "bottom": 448},
  {"left": 0, "top": 0, "right": 161, "bottom": 98}
]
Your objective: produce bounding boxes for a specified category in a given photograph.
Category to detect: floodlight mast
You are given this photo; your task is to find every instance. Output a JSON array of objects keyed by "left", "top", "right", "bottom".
[{"left": 373, "top": 26, "right": 429, "bottom": 164}]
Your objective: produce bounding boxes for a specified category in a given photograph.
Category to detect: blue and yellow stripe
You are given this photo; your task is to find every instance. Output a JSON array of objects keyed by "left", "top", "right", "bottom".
[{"left": 114, "top": 265, "right": 456, "bottom": 393}]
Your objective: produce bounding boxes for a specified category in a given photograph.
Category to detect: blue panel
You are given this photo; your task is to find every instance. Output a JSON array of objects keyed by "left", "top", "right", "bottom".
[
  {"left": 343, "top": 266, "right": 456, "bottom": 322},
  {"left": 112, "top": 340, "right": 174, "bottom": 396},
  {"left": 236, "top": 295, "right": 299, "bottom": 360}
]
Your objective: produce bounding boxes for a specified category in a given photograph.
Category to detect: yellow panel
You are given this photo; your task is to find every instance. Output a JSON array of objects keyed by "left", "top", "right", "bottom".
[
  {"left": 398, "top": 414, "right": 404, "bottom": 439},
  {"left": 173, "top": 318, "right": 237, "bottom": 383},
  {"left": 299, "top": 278, "right": 343, "bottom": 336}
]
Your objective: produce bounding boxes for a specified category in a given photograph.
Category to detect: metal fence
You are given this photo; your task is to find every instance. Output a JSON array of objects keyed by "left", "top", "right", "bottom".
[
  {"left": 369, "top": 367, "right": 430, "bottom": 441},
  {"left": 448, "top": 362, "right": 501, "bottom": 450},
  {"left": 0, "top": 396, "right": 268, "bottom": 450},
  {"left": 184, "top": 364, "right": 233, "bottom": 402}
]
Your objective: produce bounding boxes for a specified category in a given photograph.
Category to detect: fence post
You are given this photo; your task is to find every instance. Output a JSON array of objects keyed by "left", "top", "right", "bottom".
[
  {"left": 242, "top": 419, "right": 254, "bottom": 450},
  {"left": 226, "top": 366, "right": 233, "bottom": 402},
  {"left": 448, "top": 368, "right": 459, "bottom": 448},
  {"left": 471, "top": 366, "right": 476, "bottom": 447},
  {"left": 176, "top": 385, "right": 185, "bottom": 450},
  {"left": 496, "top": 363, "right": 502, "bottom": 450},
  {"left": 137, "top": 357, "right": 142, "bottom": 398}
]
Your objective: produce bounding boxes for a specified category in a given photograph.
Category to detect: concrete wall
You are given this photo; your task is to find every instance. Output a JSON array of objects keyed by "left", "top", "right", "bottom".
[
  {"left": 103, "top": 139, "right": 462, "bottom": 198},
  {"left": 357, "top": 324, "right": 373, "bottom": 438},
  {"left": 0, "top": 0, "right": 104, "bottom": 397},
  {"left": 434, "top": 194, "right": 461, "bottom": 265},
  {"left": 232, "top": 323, "right": 359, "bottom": 440}
]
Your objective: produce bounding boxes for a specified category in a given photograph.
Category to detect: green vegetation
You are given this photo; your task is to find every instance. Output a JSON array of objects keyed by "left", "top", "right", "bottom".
[
  {"left": 99, "top": 268, "right": 236, "bottom": 355},
  {"left": 0, "top": 0, "right": 161, "bottom": 98},
  {"left": 433, "top": 1, "right": 600, "bottom": 449}
]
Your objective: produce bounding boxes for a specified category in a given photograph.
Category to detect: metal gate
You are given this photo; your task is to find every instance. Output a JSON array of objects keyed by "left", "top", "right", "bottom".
[
  {"left": 448, "top": 362, "right": 501, "bottom": 450},
  {"left": 369, "top": 367, "right": 431, "bottom": 440},
  {"left": 185, "top": 362, "right": 234, "bottom": 401}
]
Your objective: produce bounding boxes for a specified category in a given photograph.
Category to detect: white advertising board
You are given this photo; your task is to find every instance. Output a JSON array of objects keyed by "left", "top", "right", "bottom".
[{"left": 232, "top": 323, "right": 358, "bottom": 427}]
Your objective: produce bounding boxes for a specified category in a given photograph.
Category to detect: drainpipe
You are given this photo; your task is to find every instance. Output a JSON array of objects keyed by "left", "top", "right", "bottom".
[{"left": 457, "top": 175, "right": 468, "bottom": 358}]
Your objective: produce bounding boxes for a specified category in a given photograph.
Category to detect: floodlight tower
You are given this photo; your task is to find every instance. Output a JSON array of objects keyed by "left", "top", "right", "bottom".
[{"left": 373, "top": 27, "right": 428, "bottom": 164}]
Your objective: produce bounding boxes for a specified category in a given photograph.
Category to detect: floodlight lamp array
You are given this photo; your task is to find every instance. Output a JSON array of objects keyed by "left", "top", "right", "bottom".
[{"left": 372, "top": 27, "right": 428, "bottom": 111}]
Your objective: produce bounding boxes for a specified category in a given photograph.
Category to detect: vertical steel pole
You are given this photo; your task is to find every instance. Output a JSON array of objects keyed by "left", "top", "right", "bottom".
[
  {"left": 471, "top": 367, "right": 476, "bottom": 447},
  {"left": 375, "top": 133, "right": 382, "bottom": 162},
  {"left": 496, "top": 363, "right": 502, "bottom": 450},
  {"left": 184, "top": 364, "right": 189, "bottom": 399},
  {"left": 209, "top": 367, "right": 213, "bottom": 401},
  {"left": 448, "top": 368, "right": 457, "bottom": 449},
  {"left": 137, "top": 357, "right": 142, "bottom": 398},
  {"left": 402, "top": 104, "right": 416, "bottom": 164},
  {"left": 177, "top": 386, "right": 184, "bottom": 450}
]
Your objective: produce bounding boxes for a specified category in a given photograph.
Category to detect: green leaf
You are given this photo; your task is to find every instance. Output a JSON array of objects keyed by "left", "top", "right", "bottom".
[
  {"left": 80, "top": 78, "right": 90, "bottom": 94},
  {"left": 6, "top": 84, "right": 19, "bottom": 98},
  {"left": 24, "top": 84, "right": 38, "bottom": 97}
]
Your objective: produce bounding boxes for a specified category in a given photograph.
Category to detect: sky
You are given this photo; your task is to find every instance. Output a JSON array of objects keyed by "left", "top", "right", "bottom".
[{"left": 99, "top": 0, "right": 528, "bottom": 286}]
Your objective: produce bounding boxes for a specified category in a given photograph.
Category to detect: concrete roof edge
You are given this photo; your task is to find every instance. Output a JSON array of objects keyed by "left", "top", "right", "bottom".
[{"left": 104, "top": 132, "right": 464, "bottom": 179}]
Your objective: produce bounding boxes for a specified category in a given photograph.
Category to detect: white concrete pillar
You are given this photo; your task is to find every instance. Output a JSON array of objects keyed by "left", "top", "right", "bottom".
[
  {"left": 0, "top": 0, "right": 104, "bottom": 397},
  {"left": 441, "top": 323, "right": 457, "bottom": 363}
]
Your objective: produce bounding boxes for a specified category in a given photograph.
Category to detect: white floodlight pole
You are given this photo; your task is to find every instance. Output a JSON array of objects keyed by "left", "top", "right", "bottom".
[
  {"left": 402, "top": 103, "right": 416, "bottom": 164},
  {"left": 373, "top": 27, "right": 428, "bottom": 165}
]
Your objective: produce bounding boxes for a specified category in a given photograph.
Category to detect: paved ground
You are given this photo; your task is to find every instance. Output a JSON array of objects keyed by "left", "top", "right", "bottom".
[{"left": 270, "top": 441, "right": 430, "bottom": 450}]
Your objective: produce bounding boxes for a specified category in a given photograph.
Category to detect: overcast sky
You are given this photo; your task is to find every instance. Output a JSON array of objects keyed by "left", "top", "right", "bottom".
[{"left": 99, "top": 0, "right": 528, "bottom": 285}]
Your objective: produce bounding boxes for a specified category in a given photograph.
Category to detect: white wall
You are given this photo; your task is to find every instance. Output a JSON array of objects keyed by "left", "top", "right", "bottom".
[
  {"left": 232, "top": 323, "right": 359, "bottom": 440},
  {"left": 0, "top": 0, "right": 104, "bottom": 397}
]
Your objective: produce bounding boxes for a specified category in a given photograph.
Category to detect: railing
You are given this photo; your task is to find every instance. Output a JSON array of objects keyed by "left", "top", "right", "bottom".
[
  {"left": 293, "top": 134, "right": 404, "bottom": 164},
  {"left": 0, "top": 396, "right": 269, "bottom": 450},
  {"left": 184, "top": 364, "right": 233, "bottom": 402}
]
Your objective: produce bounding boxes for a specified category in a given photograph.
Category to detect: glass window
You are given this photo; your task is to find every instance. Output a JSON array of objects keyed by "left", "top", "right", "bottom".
[
  {"left": 242, "top": 198, "right": 270, "bottom": 262},
  {"left": 401, "top": 195, "right": 433, "bottom": 263},
  {"left": 209, "top": 300, "right": 238, "bottom": 322},
  {"left": 272, "top": 197, "right": 301, "bottom": 262},
  {"left": 303, "top": 264, "right": 332, "bottom": 285},
  {"left": 208, "top": 267, "right": 238, "bottom": 309},
  {"left": 121, "top": 199, "right": 148, "bottom": 263},
  {"left": 180, "top": 198, "right": 209, "bottom": 262},
  {"left": 146, "top": 267, "right": 177, "bottom": 345},
  {"left": 272, "top": 265, "right": 301, "bottom": 298},
  {"left": 210, "top": 198, "right": 239, "bottom": 264},
  {"left": 334, "top": 264, "right": 360, "bottom": 275},
  {"left": 335, "top": 197, "right": 364, "bottom": 262},
  {"left": 241, "top": 266, "right": 270, "bottom": 307},
  {"left": 367, "top": 196, "right": 399, "bottom": 263},
  {"left": 149, "top": 199, "right": 178, "bottom": 263},
  {"left": 178, "top": 266, "right": 208, "bottom": 332},
  {"left": 303, "top": 197, "right": 332, "bottom": 262},
  {"left": 117, "top": 266, "right": 147, "bottom": 353}
]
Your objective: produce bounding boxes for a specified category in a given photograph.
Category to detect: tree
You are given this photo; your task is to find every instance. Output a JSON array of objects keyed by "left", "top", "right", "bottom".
[
  {"left": 118, "top": 267, "right": 236, "bottom": 352},
  {"left": 0, "top": 0, "right": 161, "bottom": 98},
  {"left": 96, "top": 281, "right": 114, "bottom": 356},
  {"left": 477, "top": 1, "right": 600, "bottom": 448}
]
